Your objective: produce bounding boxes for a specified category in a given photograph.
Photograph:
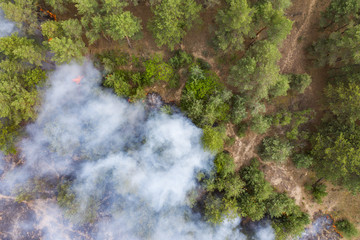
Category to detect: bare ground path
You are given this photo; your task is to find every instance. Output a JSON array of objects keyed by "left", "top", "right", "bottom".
[{"left": 279, "top": 0, "right": 320, "bottom": 73}]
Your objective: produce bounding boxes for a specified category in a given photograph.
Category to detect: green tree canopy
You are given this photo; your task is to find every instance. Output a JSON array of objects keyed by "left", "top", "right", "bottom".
[
  {"left": 0, "top": 0, "right": 39, "bottom": 34},
  {"left": 312, "top": 25, "right": 360, "bottom": 67},
  {"left": 148, "top": 0, "right": 201, "bottom": 50},
  {"left": 0, "top": 34, "right": 44, "bottom": 66},
  {"left": 214, "top": 0, "right": 253, "bottom": 51},
  {"left": 320, "top": 0, "right": 360, "bottom": 30},
  {"left": 48, "top": 37, "right": 86, "bottom": 64},
  {"left": 71, "top": 0, "right": 141, "bottom": 45},
  {"left": 202, "top": 125, "right": 227, "bottom": 154},
  {"left": 325, "top": 82, "right": 360, "bottom": 123},
  {"left": 0, "top": 35, "right": 46, "bottom": 153},
  {"left": 105, "top": 12, "right": 142, "bottom": 42},
  {"left": 312, "top": 121, "right": 360, "bottom": 193},
  {"left": 228, "top": 40, "right": 283, "bottom": 101},
  {"left": 259, "top": 136, "right": 293, "bottom": 162}
]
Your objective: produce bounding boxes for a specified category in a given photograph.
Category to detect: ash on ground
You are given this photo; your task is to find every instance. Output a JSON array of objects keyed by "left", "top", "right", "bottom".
[
  {"left": 299, "top": 212, "right": 341, "bottom": 240},
  {"left": 146, "top": 92, "right": 163, "bottom": 109},
  {"left": 0, "top": 199, "right": 41, "bottom": 240}
]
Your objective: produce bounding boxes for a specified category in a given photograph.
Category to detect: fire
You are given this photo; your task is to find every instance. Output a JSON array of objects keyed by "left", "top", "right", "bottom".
[
  {"left": 327, "top": 214, "right": 344, "bottom": 238},
  {"left": 39, "top": 7, "right": 57, "bottom": 21},
  {"left": 48, "top": 38, "right": 53, "bottom": 42},
  {"left": 72, "top": 76, "right": 83, "bottom": 84}
]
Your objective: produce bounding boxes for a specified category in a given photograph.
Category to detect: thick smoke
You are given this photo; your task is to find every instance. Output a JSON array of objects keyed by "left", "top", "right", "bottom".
[
  {"left": 0, "top": 8, "right": 17, "bottom": 37},
  {"left": 0, "top": 62, "right": 269, "bottom": 239}
]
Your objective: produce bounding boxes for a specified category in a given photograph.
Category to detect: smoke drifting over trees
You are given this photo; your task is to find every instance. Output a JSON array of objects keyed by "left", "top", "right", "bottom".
[
  {"left": 0, "top": 62, "right": 274, "bottom": 239},
  {"left": 0, "top": 9, "right": 16, "bottom": 37}
]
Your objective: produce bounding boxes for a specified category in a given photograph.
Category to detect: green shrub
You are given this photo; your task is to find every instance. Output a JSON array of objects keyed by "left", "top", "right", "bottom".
[
  {"left": 0, "top": 123, "right": 19, "bottom": 154},
  {"left": 144, "top": 55, "right": 174, "bottom": 85},
  {"left": 249, "top": 102, "right": 266, "bottom": 116},
  {"left": 292, "top": 153, "right": 313, "bottom": 168},
  {"left": 161, "top": 105, "right": 173, "bottom": 115},
  {"left": 97, "top": 50, "right": 130, "bottom": 73},
  {"left": 312, "top": 183, "right": 327, "bottom": 203},
  {"left": 103, "top": 71, "right": 132, "bottom": 97},
  {"left": 251, "top": 115, "right": 272, "bottom": 134},
  {"left": 200, "top": 90, "right": 232, "bottom": 126},
  {"left": 305, "top": 182, "right": 328, "bottom": 203},
  {"left": 225, "top": 137, "right": 236, "bottom": 147},
  {"left": 288, "top": 73, "right": 312, "bottom": 93},
  {"left": 269, "top": 75, "right": 290, "bottom": 97},
  {"left": 22, "top": 68, "right": 46, "bottom": 88},
  {"left": 214, "top": 152, "right": 236, "bottom": 177},
  {"left": 259, "top": 137, "right": 293, "bottom": 162},
  {"left": 169, "top": 50, "right": 193, "bottom": 69},
  {"left": 231, "top": 95, "right": 247, "bottom": 125},
  {"left": 236, "top": 122, "right": 248, "bottom": 138},
  {"left": 129, "top": 87, "right": 147, "bottom": 102},
  {"left": 272, "top": 111, "right": 292, "bottom": 126},
  {"left": 196, "top": 58, "right": 212, "bottom": 70},
  {"left": 272, "top": 207, "right": 310, "bottom": 240},
  {"left": 238, "top": 159, "right": 273, "bottom": 220},
  {"left": 185, "top": 65, "right": 219, "bottom": 99},
  {"left": 168, "top": 73, "right": 180, "bottom": 89},
  {"left": 202, "top": 125, "right": 227, "bottom": 154},
  {"left": 286, "top": 110, "right": 313, "bottom": 140},
  {"left": 266, "top": 193, "right": 297, "bottom": 218},
  {"left": 336, "top": 219, "right": 359, "bottom": 239}
]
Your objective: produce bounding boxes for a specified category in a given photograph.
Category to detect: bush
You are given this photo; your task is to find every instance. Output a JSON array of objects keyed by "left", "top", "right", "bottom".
[
  {"left": 168, "top": 73, "right": 180, "bottom": 89},
  {"left": 144, "top": 55, "right": 174, "bottom": 85},
  {"left": 196, "top": 58, "right": 212, "bottom": 70},
  {"left": 214, "top": 152, "right": 236, "bottom": 177},
  {"left": 272, "top": 111, "right": 292, "bottom": 126},
  {"left": 103, "top": 71, "right": 132, "bottom": 97},
  {"left": 266, "top": 193, "right": 297, "bottom": 218},
  {"left": 292, "top": 153, "right": 313, "bottom": 168},
  {"left": 200, "top": 90, "right": 232, "bottom": 126},
  {"left": 169, "top": 50, "right": 193, "bottom": 69},
  {"left": 249, "top": 102, "right": 266, "bottom": 116},
  {"left": 251, "top": 115, "right": 272, "bottom": 134},
  {"left": 259, "top": 137, "right": 293, "bottom": 162},
  {"left": 311, "top": 183, "right": 327, "bottom": 203},
  {"left": 336, "top": 219, "right": 359, "bottom": 238},
  {"left": 288, "top": 73, "right": 312, "bottom": 93},
  {"left": 231, "top": 95, "right": 247, "bottom": 125},
  {"left": 285, "top": 110, "right": 313, "bottom": 140},
  {"left": 269, "top": 75, "right": 290, "bottom": 97},
  {"left": 185, "top": 65, "right": 219, "bottom": 99},
  {"left": 202, "top": 125, "right": 227, "bottom": 154},
  {"left": 305, "top": 181, "right": 328, "bottom": 203},
  {"left": 97, "top": 51, "right": 130, "bottom": 73},
  {"left": 225, "top": 137, "right": 236, "bottom": 147},
  {"left": 161, "top": 105, "right": 173, "bottom": 115},
  {"left": 236, "top": 122, "right": 248, "bottom": 138},
  {"left": 272, "top": 207, "right": 310, "bottom": 240}
]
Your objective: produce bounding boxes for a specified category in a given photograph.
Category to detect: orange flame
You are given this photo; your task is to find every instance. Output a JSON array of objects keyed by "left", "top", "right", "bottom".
[
  {"left": 39, "top": 7, "right": 57, "bottom": 21},
  {"left": 72, "top": 76, "right": 83, "bottom": 84}
]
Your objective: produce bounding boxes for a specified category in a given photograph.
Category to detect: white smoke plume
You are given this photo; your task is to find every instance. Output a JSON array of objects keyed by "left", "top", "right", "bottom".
[
  {"left": 0, "top": 8, "right": 17, "bottom": 37},
  {"left": 0, "top": 61, "right": 274, "bottom": 239}
]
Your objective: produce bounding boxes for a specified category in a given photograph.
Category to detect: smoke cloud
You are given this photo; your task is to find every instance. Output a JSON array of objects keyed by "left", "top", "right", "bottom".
[
  {"left": 0, "top": 62, "right": 264, "bottom": 239},
  {"left": 0, "top": 8, "right": 17, "bottom": 37}
]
